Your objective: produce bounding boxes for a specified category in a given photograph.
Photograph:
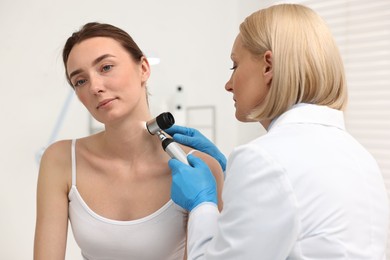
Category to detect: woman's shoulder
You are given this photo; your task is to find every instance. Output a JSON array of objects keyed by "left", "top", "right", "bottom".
[
  {"left": 180, "top": 145, "right": 222, "bottom": 173},
  {"left": 180, "top": 145, "right": 225, "bottom": 210},
  {"left": 40, "top": 139, "right": 74, "bottom": 174},
  {"left": 42, "top": 134, "right": 101, "bottom": 165},
  {"left": 38, "top": 139, "right": 73, "bottom": 193},
  {"left": 42, "top": 139, "right": 73, "bottom": 163}
]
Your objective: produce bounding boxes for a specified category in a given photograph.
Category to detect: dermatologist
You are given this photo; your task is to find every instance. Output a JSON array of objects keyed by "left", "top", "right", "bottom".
[{"left": 165, "top": 4, "right": 389, "bottom": 259}]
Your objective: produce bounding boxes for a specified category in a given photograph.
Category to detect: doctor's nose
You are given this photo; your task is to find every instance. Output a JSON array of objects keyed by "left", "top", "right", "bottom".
[{"left": 225, "top": 78, "right": 233, "bottom": 93}]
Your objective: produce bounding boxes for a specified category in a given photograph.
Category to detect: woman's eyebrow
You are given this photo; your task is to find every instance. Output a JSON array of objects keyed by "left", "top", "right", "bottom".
[{"left": 69, "top": 54, "right": 116, "bottom": 80}]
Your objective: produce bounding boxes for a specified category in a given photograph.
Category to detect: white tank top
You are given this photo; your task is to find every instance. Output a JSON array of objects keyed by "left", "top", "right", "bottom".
[{"left": 68, "top": 139, "right": 187, "bottom": 260}]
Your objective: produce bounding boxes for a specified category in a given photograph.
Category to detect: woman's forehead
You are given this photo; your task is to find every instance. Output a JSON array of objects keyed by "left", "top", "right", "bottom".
[{"left": 67, "top": 37, "right": 126, "bottom": 67}]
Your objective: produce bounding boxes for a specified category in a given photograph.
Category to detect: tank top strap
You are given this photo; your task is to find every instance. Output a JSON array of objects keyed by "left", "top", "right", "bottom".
[
  {"left": 71, "top": 139, "right": 77, "bottom": 187},
  {"left": 188, "top": 149, "right": 197, "bottom": 155}
]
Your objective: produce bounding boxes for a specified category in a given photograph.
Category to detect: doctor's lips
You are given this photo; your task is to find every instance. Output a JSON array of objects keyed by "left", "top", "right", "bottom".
[{"left": 97, "top": 98, "right": 117, "bottom": 109}]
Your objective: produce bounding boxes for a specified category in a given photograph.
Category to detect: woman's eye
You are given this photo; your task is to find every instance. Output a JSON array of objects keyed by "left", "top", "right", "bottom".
[
  {"left": 74, "top": 79, "right": 87, "bottom": 87},
  {"left": 230, "top": 65, "right": 237, "bottom": 71},
  {"left": 102, "top": 65, "right": 113, "bottom": 72}
]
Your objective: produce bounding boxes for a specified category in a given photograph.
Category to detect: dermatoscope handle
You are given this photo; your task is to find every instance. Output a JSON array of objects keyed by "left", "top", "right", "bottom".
[
  {"left": 162, "top": 138, "right": 189, "bottom": 165},
  {"left": 145, "top": 112, "right": 189, "bottom": 165}
]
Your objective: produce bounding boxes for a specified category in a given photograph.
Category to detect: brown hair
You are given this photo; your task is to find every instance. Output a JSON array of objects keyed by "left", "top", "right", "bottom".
[{"left": 63, "top": 22, "right": 144, "bottom": 87}]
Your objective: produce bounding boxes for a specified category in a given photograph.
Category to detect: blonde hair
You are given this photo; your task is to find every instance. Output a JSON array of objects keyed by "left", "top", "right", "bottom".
[{"left": 240, "top": 4, "right": 347, "bottom": 121}]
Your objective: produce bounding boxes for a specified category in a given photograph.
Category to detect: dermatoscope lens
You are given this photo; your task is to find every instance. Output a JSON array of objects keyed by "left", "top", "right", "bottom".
[
  {"left": 146, "top": 112, "right": 176, "bottom": 135},
  {"left": 156, "top": 112, "right": 175, "bottom": 130}
]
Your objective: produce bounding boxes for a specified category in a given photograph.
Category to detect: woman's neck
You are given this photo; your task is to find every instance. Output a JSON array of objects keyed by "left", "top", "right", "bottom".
[{"left": 98, "top": 115, "right": 166, "bottom": 162}]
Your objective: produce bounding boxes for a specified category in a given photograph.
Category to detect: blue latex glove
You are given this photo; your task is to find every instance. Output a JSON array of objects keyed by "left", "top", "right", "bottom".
[
  {"left": 165, "top": 125, "right": 227, "bottom": 172},
  {"left": 169, "top": 154, "right": 217, "bottom": 211}
]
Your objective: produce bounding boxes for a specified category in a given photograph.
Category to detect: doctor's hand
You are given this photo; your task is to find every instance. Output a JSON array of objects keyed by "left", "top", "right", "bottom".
[
  {"left": 165, "top": 125, "right": 227, "bottom": 172},
  {"left": 169, "top": 154, "right": 218, "bottom": 212}
]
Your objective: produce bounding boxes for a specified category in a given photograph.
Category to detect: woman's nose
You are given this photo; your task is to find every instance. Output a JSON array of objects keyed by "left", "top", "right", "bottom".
[{"left": 89, "top": 75, "right": 105, "bottom": 94}]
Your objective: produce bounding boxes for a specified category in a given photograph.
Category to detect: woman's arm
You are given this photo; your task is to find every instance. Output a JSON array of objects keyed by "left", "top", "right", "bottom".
[
  {"left": 192, "top": 151, "right": 224, "bottom": 211},
  {"left": 34, "top": 141, "right": 72, "bottom": 260}
]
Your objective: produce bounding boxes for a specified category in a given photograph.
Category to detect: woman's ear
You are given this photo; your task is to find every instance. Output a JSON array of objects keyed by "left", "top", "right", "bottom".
[
  {"left": 140, "top": 56, "right": 151, "bottom": 85},
  {"left": 263, "top": 50, "right": 273, "bottom": 86}
]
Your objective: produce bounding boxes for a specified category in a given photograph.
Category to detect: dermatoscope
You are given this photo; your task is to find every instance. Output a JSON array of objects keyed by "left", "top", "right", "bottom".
[{"left": 146, "top": 112, "right": 189, "bottom": 165}]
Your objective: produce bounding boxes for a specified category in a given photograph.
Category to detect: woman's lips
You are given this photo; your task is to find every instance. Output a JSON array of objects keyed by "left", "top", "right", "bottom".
[{"left": 97, "top": 98, "right": 117, "bottom": 109}]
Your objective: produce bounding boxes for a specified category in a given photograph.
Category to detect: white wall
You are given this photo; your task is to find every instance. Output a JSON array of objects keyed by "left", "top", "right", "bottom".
[{"left": 0, "top": 0, "right": 263, "bottom": 259}]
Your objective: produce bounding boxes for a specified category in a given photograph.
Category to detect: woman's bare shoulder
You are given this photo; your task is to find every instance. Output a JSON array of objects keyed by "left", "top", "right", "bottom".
[
  {"left": 38, "top": 140, "right": 73, "bottom": 191},
  {"left": 42, "top": 133, "right": 99, "bottom": 159},
  {"left": 184, "top": 148, "right": 225, "bottom": 210},
  {"left": 179, "top": 145, "right": 222, "bottom": 172},
  {"left": 41, "top": 140, "right": 72, "bottom": 164}
]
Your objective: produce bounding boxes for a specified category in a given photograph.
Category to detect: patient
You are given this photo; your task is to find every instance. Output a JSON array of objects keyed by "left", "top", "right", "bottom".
[{"left": 33, "top": 22, "right": 224, "bottom": 260}]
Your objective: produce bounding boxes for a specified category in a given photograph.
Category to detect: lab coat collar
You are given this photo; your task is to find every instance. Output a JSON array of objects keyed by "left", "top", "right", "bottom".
[{"left": 268, "top": 103, "right": 346, "bottom": 131}]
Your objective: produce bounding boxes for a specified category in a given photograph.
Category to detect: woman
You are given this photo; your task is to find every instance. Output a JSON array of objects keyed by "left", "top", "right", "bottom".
[
  {"left": 33, "top": 22, "right": 224, "bottom": 260},
  {"left": 167, "top": 4, "right": 388, "bottom": 259}
]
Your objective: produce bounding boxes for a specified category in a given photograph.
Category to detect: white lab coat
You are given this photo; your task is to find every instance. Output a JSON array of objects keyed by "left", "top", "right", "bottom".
[{"left": 187, "top": 103, "right": 389, "bottom": 260}]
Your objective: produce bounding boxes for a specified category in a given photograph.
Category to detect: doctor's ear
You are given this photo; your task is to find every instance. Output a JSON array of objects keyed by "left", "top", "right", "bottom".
[{"left": 263, "top": 50, "right": 273, "bottom": 86}]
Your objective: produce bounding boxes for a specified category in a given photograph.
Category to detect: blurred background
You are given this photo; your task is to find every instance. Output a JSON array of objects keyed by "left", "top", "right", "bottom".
[{"left": 0, "top": 0, "right": 389, "bottom": 258}]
